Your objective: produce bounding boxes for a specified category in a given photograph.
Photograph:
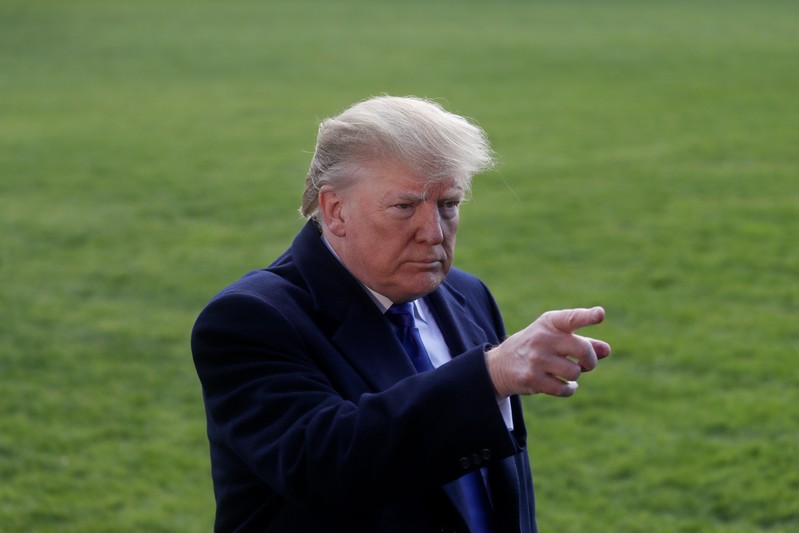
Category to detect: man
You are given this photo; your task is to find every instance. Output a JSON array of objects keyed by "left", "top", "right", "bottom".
[{"left": 191, "top": 96, "right": 611, "bottom": 532}]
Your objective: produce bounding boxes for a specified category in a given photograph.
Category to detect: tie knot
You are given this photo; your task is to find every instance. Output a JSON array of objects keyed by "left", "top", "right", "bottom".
[{"left": 385, "top": 302, "right": 415, "bottom": 329}]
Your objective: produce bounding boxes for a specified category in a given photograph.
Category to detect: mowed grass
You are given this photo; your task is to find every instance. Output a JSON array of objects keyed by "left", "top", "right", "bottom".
[{"left": 1, "top": 0, "right": 797, "bottom": 531}]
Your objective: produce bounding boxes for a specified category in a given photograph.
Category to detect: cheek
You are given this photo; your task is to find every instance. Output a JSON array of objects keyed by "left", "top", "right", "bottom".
[
  {"left": 443, "top": 219, "right": 459, "bottom": 245},
  {"left": 362, "top": 230, "right": 399, "bottom": 265}
]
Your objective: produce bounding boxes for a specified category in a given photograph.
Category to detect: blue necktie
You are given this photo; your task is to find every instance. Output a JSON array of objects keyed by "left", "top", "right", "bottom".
[
  {"left": 385, "top": 302, "right": 435, "bottom": 373},
  {"left": 385, "top": 302, "right": 494, "bottom": 533}
]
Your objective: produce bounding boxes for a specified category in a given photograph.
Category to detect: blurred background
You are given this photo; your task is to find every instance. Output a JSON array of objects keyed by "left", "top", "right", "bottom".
[{"left": 1, "top": 0, "right": 797, "bottom": 531}]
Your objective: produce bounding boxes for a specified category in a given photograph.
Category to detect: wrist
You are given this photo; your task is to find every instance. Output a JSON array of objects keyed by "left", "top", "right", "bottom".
[{"left": 484, "top": 345, "right": 510, "bottom": 399}]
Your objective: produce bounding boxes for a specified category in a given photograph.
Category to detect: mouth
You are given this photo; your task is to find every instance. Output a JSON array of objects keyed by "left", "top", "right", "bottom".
[{"left": 407, "top": 259, "right": 445, "bottom": 269}]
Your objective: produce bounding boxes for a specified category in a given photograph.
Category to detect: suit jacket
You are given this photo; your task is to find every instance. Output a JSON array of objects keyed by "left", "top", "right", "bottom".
[{"left": 191, "top": 221, "right": 537, "bottom": 532}]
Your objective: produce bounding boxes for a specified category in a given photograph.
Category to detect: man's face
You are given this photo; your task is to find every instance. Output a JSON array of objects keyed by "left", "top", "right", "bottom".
[{"left": 324, "top": 161, "right": 463, "bottom": 303}]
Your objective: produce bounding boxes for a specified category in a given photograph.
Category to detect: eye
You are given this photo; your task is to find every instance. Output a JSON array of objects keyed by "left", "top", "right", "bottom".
[
  {"left": 390, "top": 202, "right": 417, "bottom": 218},
  {"left": 439, "top": 200, "right": 460, "bottom": 219}
]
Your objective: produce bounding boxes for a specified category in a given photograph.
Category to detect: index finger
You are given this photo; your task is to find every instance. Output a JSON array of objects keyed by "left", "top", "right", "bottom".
[{"left": 546, "top": 306, "right": 605, "bottom": 334}]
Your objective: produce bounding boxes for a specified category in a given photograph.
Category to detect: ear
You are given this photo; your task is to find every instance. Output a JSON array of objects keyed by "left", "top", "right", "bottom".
[{"left": 318, "top": 185, "right": 347, "bottom": 237}]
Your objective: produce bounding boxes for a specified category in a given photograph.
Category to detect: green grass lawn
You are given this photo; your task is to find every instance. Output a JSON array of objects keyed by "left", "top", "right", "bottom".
[{"left": 2, "top": 0, "right": 797, "bottom": 531}]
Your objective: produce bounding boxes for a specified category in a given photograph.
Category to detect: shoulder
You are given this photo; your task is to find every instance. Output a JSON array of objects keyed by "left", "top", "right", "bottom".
[
  {"left": 192, "top": 270, "right": 300, "bottom": 338},
  {"left": 441, "top": 266, "right": 493, "bottom": 300},
  {"left": 214, "top": 266, "right": 301, "bottom": 302},
  {"left": 439, "top": 266, "right": 505, "bottom": 336}
]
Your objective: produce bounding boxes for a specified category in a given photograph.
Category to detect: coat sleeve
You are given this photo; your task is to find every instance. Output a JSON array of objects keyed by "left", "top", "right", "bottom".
[{"left": 191, "top": 286, "right": 522, "bottom": 515}]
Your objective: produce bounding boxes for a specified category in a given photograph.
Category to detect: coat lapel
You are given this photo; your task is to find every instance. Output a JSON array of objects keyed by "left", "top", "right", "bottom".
[
  {"left": 330, "top": 299, "right": 417, "bottom": 391},
  {"left": 292, "top": 221, "right": 415, "bottom": 392},
  {"left": 424, "top": 284, "right": 490, "bottom": 356}
]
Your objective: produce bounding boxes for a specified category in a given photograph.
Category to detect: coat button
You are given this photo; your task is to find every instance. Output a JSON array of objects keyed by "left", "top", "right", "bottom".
[
  {"left": 480, "top": 448, "right": 492, "bottom": 461},
  {"left": 459, "top": 457, "right": 471, "bottom": 469}
]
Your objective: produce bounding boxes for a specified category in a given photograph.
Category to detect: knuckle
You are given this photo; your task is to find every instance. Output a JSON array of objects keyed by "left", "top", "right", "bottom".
[
  {"left": 539, "top": 310, "right": 556, "bottom": 322},
  {"left": 520, "top": 367, "right": 545, "bottom": 395},
  {"left": 566, "top": 309, "right": 579, "bottom": 329},
  {"left": 527, "top": 329, "right": 549, "bottom": 347}
]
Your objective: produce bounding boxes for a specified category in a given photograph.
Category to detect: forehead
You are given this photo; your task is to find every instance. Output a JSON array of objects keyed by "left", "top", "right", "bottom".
[{"left": 359, "top": 160, "right": 464, "bottom": 198}]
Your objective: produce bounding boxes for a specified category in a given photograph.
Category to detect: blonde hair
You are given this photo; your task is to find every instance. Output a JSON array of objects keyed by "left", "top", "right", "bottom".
[{"left": 300, "top": 96, "right": 494, "bottom": 221}]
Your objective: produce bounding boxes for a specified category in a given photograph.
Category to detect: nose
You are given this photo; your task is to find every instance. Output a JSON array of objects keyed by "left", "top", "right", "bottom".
[{"left": 415, "top": 202, "right": 444, "bottom": 245}]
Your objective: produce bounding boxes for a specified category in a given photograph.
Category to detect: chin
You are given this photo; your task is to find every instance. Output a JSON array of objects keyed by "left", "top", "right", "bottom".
[
  {"left": 385, "top": 266, "right": 450, "bottom": 301},
  {"left": 405, "top": 275, "right": 446, "bottom": 300}
]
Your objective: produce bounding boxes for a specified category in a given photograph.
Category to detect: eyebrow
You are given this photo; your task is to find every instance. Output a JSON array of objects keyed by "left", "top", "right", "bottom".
[
  {"left": 395, "top": 186, "right": 464, "bottom": 203},
  {"left": 394, "top": 192, "right": 426, "bottom": 203}
]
